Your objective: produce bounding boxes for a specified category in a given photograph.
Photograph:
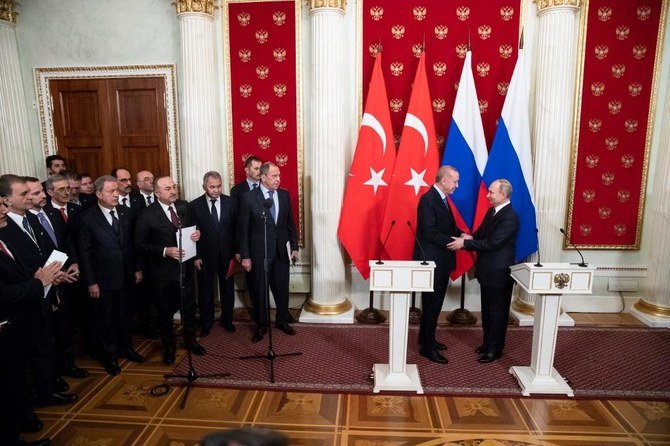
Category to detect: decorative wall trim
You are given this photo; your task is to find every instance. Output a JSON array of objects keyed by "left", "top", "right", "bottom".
[{"left": 34, "top": 64, "right": 181, "bottom": 187}]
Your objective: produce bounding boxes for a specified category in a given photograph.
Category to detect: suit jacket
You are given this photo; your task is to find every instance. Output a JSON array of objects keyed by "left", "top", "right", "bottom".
[
  {"left": 44, "top": 201, "right": 83, "bottom": 246},
  {"left": 134, "top": 199, "right": 196, "bottom": 281},
  {"left": 77, "top": 205, "right": 138, "bottom": 292},
  {"left": 464, "top": 204, "right": 519, "bottom": 287},
  {"left": 0, "top": 214, "right": 53, "bottom": 275},
  {"left": 39, "top": 206, "right": 78, "bottom": 264},
  {"left": 414, "top": 187, "right": 461, "bottom": 276},
  {"left": 238, "top": 187, "right": 298, "bottom": 263},
  {"left": 129, "top": 191, "right": 151, "bottom": 214},
  {"left": 74, "top": 193, "right": 97, "bottom": 210},
  {"left": 0, "top": 247, "right": 44, "bottom": 345},
  {"left": 189, "top": 193, "right": 236, "bottom": 267}
]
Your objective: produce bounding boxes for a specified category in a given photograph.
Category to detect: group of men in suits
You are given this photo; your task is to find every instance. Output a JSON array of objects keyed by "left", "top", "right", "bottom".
[{"left": 415, "top": 166, "right": 519, "bottom": 365}]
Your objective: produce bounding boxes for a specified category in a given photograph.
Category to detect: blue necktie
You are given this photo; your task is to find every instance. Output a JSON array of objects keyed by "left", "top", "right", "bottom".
[
  {"left": 37, "top": 212, "right": 58, "bottom": 247},
  {"left": 22, "top": 216, "right": 37, "bottom": 243},
  {"left": 268, "top": 190, "right": 277, "bottom": 222}
]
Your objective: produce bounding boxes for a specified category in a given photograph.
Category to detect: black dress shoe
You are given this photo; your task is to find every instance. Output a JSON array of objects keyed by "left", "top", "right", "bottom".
[
  {"left": 276, "top": 322, "right": 295, "bottom": 335},
  {"left": 186, "top": 341, "right": 206, "bottom": 355},
  {"left": 252, "top": 326, "right": 267, "bottom": 343},
  {"left": 475, "top": 345, "right": 487, "bottom": 354},
  {"left": 477, "top": 352, "right": 502, "bottom": 363},
  {"left": 120, "top": 349, "right": 146, "bottom": 363},
  {"left": 54, "top": 376, "right": 69, "bottom": 393},
  {"left": 20, "top": 409, "right": 43, "bottom": 433},
  {"left": 221, "top": 321, "right": 236, "bottom": 333},
  {"left": 60, "top": 365, "right": 89, "bottom": 379},
  {"left": 19, "top": 439, "right": 51, "bottom": 446},
  {"left": 433, "top": 341, "right": 447, "bottom": 351},
  {"left": 35, "top": 392, "right": 78, "bottom": 407},
  {"left": 420, "top": 348, "right": 448, "bottom": 364},
  {"left": 102, "top": 359, "right": 122, "bottom": 376},
  {"left": 163, "top": 345, "right": 176, "bottom": 365}
]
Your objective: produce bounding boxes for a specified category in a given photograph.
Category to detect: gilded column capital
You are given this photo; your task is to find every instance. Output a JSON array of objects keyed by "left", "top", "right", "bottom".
[
  {"left": 535, "top": 0, "right": 580, "bottom": 13},
  {"left": 307, "top": 0, "right": 347, "bottom": 13},
  {"left": 173, "top": 0, "right": 218, "bottom": 17},
  {"left": 0, "top": 0, "right": 18, "bottom": 25}
]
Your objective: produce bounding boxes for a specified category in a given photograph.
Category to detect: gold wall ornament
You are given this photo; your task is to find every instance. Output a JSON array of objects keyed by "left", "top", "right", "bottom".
[
  {"left": 536, "top": 0, "right": 580, "bottom": 13},
  {"left": 0, "top": 0, "right": 18, "bottom": 24},
  {"left": 553, "top": 273, "right": 570, "bottom": 290},
  {"left": 307, "top": 0, "right": 347, "bottom": 12},
  {"left": 173, "top": 0, "right": 218, "bottom": 16}
]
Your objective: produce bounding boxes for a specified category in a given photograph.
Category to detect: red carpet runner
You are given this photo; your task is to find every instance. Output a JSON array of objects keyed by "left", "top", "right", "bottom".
[{"left": 169, "top": 323, "right": 670, "bottom": 400}]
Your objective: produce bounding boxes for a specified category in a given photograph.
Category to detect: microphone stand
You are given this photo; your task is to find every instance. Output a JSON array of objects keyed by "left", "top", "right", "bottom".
[
  {"left": 240, "top": 202, "right": 301, "bottom": 383},
  {"left": 164, "top": 223, "right": 230, "bottom": 409}
]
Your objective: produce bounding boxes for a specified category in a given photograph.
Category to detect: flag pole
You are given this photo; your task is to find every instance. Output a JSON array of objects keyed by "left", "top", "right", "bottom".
[
  {"left": 447, "top": 275, "right": 477, "bottom": 325},
  {"left": 356, "top": 290, "right": 387, "bottom": 324}
]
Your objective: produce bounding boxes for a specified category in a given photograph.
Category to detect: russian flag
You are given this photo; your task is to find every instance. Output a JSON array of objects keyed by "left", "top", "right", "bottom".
[
  {"left": 482, "top": 48, "right": 538, "bottom": 261},
  {"left": 441, "top": 50, "right": 488, "bottom": 279}
]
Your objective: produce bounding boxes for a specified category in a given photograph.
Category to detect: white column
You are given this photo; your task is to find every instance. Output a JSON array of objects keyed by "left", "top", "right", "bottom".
[
  {"left": 511, "top": 1, "right": 580, "bottom": 326},
  {"left": 0, "top": 13, "right": 36, "bottom": 176},
  {"left": 175, "top": 3, "right": 221, "bottom": 199},
  {"left": 631, "top": 86, "right": 670, "bottom": 327},
  {"left": 300, "top": 1, "right": 353, "bottom": 323}
]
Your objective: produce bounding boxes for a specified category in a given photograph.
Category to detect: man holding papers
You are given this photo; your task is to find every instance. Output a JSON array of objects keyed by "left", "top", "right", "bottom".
[
  {"left": 134, "top": 176, "right": 203, "bottom": 365},
  {"left": 78, "top": 175, "right": 145, "bottom": 375}
]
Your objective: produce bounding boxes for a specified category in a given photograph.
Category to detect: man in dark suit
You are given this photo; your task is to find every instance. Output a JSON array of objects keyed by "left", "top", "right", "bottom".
[
  {"left": 130, "top": 170, "right": 155, "bottom": 213},
  {"left": 414, "top": 166, "right": 463, "bottom": 364},
  {"left": 134, "top": 176, "right": 204, "bottom": 364},
  {"left": 41, "top": 154, "right": 67, "bottom": 194},
  {"left": 448, "top": 179, "right": 519, "bottom": 363},
  {"left": 65, "top": 171, "right": 96, "bottom": 209},
  {"left": 229, "top": 156, "right": 262, "bottom": 312},
  {"left": 239, "top": 162, "right": 298, "bottom": 342},
  {"left": 112, "top": 168, "right": 135, "bottom": 211},
  {"left": 0, "top": 174, "right": 78, "bottom": 408},
  {"left": 190, "top": 171, "right": 237, "bottom": 336},
  {"left": 78, "top": 175, "right": 145, "bottom": 375},
  {"left": 0, "top": 182, "right": 61, "bottom": 446},
  {"left": 43, "top": 174, "right": 88, "bottom": 379}
]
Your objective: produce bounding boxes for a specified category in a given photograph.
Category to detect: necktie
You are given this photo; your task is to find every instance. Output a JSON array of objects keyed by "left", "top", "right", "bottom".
[
  {"left": 109, "top": 210, "right": 120, "bottom": 235},
  {"left": 147, "top": 195, "right": 152, "bottom": 205},
  {"left": 168, "top": 206, "right": 181, "bottom": 228},
  {"left": 58, "top": 207, "right": 68, "bottom": 223},
  {"left": 0, "top": 241, "right": 14, "bottom": 259},
  {"left": 122, "top": 197, "right": 128, "bottom": 207},
  {"left": 252, "top": 183, "right": 259, "bottom": 190},
  {"left": 22, "top": 216, "right": 37, "bottom": 243},
  {"left": 210, "top": 198, "right": 218, "bottom": 225},
  {"left": 268, "top": 190, "right": 277, "bottom": 222},
  {"left": 37, "top": 211, "right": 58, "bottom": 246}
]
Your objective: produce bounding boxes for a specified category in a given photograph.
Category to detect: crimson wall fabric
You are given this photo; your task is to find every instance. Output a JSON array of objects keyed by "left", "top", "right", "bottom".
[
  {"left": 567, "top": 0, "right": 665, "bottom": 248},
  {"left": 362, "top": 1, "right": 522, "bottom": 149},
  {"left": 226, "top": 0, "right": 302, "bottom": 243}
]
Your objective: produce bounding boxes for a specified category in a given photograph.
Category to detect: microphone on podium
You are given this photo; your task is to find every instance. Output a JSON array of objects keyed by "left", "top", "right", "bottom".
[
  {"left": 559, "top": 228, "right": 588, "bottom": 267},
  {"left": 376, "top": 220, "right": 395, "bottom": 264},
  {"left": 406, "top": 220, "right": 428, "bottom": 265},
  {"left": 534, "top": 228, "right": 543, "bottom": 267}
]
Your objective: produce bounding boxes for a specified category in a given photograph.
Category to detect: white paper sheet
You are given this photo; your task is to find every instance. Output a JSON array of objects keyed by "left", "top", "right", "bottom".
[
  {"left": 43, "top": 249, "right": 68, "bottom": 298},
  {"left": 177, "top": 225, "right": 197, "bottom": 261}
]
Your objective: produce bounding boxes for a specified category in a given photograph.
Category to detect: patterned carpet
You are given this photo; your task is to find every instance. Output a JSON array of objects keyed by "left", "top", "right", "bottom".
[{"left": 169, "top": 323, "right": 670, "bottom": 400}]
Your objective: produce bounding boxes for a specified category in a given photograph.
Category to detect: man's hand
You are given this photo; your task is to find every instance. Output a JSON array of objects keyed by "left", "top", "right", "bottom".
[
  {"left": 460, "top": 233, "right": 473, "bottom": 240},
  {"left": 447, "top": 236, "right": 465, "bottom": 251},
  {"left": 165, "top": 247, "right": 184, "bottom": 260},
  {"left": 190, "top": 230, "right": 201, "bottom": 242},
  {"left": 34, "top": 261, "right": 62, "bottom": 287},
  {"left": 66, "top": 263, "right": 80, "bottom": 276},
  {"left": 135, "top": 271, "right": 143, "bottom": 283},
  {"left": 235, "top": 253, "right": 241, "bottom": 262},
  {"left": 241, "top": 258, "right": 252, "bottom": 272},
  {"left": 88, "top": 284, "right": 100, "bottom": 299},
  {"left": 194, "top": 259, "right": 203, "bottom": 270}
]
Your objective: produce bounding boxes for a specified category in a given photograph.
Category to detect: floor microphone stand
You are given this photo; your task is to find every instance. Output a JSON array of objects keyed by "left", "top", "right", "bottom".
[
  {"left": 164, "top": 224, "right": 230, "bottom": 409},
  {"left": 240, "top": 206, "right": 301, "bottom": 383}
]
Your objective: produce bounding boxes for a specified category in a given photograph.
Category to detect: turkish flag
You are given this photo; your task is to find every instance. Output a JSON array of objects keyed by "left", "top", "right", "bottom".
[
  {"left": 380, "top": 53, "right": 440, "bottom": 260},
  {"left": 337, "top": 54, "right": 396, "bottom": 279}
]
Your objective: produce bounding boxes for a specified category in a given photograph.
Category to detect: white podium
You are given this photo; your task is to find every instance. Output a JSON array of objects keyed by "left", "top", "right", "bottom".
[
  {"left": 369, "top": 260, "right": 435, "bottom": 394},
  {"left": 509, "top": 262, "right": 595, "bottom": 397}
]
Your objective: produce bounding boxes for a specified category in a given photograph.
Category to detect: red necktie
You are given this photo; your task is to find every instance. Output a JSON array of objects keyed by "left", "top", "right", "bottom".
[
  {"left": 59, "top": 207, "right": 68, "bottom": 223},
  {"left": 168, "top": 206, "right": 181, "bottom": 228}
]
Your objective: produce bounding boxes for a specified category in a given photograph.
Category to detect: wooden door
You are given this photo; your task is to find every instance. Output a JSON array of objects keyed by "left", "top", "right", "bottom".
[{"left": 49, "top": 77, "right": 169, "bottom": 179}]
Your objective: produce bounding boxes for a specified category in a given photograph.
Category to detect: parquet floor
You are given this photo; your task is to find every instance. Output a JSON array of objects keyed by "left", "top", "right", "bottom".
[{"left": 23, "top": 312, "right": 670, "bottom": 446}]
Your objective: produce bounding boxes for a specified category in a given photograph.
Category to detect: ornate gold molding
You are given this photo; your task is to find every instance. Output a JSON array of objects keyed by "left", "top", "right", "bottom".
[
  {"left": 535, "top": 0, "right": 580, "bottom": 13},
  {"left": 173, "top": 0, "right": 218, "bottom": 16},
  {"left": 307, "top": 0, "right": 346, "bottom": 12},
  {"left": 634, "top": 299, "right": 670, "bottom": 318},
  {"left": 303, "top": 297, "right": 352, "bottom": 315},
  {"left": 0, "top": 0, "right": 18, "bottom": 25}
]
